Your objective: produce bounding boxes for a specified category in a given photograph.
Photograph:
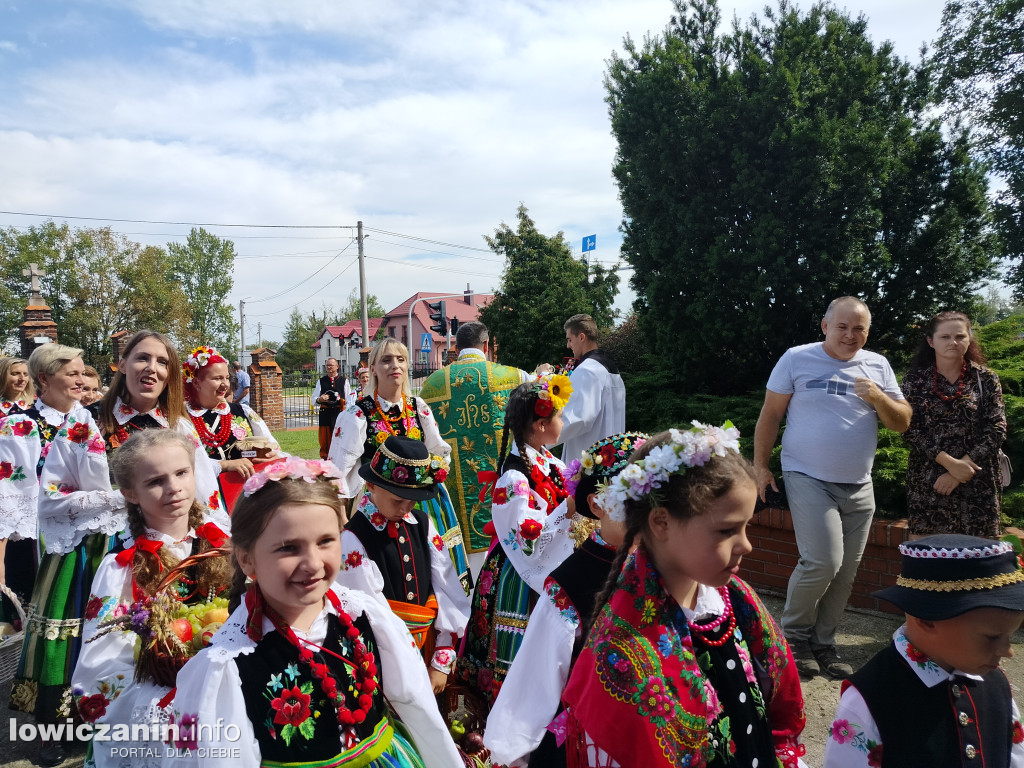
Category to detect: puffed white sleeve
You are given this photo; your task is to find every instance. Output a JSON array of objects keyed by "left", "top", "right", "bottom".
[
  {"left": 336, "top": 529, "right": 390, "bottom": 610},
  {"left": 555, "top": 365, "right": 602, "bottom": 448},
  {"left": 328, "top": 406, "right": 368, "bottom": 498},
  {"left": 240, "top": 404, "right": 281, "bottom": 453},
  {"left": 822, "top": 684, "right": 881, "bottom": 768},
  {"left": 415, "top": 398, "right": 451, "bottom": 461},
  {"left": 426, "top": 518, "right": 470, "bottom": 673},
  {"left": 176, "top": 421, "right": 231, "bottom": 532},
  {"left": 340, "top": 588, "right": 463, "bottom": 768},
  {"left": 71, "top": 555, "right": 138, "bottom": 730},
  {"left": 491, "top": 470, "right": 575, "bottom": 593},
  {"left": 164, "top": 644, "right": 261, "bottom": 768},
  {"left": 0, "top": 413, "right": 43, "bottom": 540},
  {"left": 38, "top": 411, "right": 126, "bottom": 555},
  {"left": 484, "top": 577, "right": 579, "bottom": 766}
]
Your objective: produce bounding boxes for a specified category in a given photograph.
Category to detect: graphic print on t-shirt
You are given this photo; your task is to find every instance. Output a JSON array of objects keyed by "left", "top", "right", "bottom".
[{"left": 805, "top": 375, "right": 853, "bottom": 396}]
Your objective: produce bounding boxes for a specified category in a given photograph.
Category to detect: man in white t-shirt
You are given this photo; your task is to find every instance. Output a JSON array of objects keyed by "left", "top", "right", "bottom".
[
  {"left": 753, "top": 297, "right": 912, "bottom": 679},
  {"left": 556, "top": 313, "right": 626, "bottom": 465}
]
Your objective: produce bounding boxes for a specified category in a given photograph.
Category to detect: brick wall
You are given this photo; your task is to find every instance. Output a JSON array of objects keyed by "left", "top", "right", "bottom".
[
  {"left": 19, "top": 306, "right": 58, "bottom": 357},
  {"left": 739, "top": 507, "right": 910, "bottom": 616},
  {"left": 249, "top": 348, "right": 284, "bottom": 431}
]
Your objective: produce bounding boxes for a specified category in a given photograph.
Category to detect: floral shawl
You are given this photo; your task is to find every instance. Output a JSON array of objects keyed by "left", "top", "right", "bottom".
[{"left": 562, "top": 547, "right": 805, "bottom": 768}]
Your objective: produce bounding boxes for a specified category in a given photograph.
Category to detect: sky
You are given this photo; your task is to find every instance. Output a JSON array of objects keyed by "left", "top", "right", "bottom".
[{"left": 0, "top": 0, "right": 947, "bottom": 348}]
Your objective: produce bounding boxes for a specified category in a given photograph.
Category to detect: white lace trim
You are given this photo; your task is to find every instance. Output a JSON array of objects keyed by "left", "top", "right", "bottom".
[
  {"left": 899, "top": 541, "right": 1013, "bottom": 559},
  {"left": 0, "top": 489, "right": 38, "bottom": 539},
  {"left": 40, "top": 492, "right": 127, "bottom": 554}
]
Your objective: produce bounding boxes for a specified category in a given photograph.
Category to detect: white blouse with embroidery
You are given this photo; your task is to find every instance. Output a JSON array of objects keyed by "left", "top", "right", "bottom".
[{"left": 338, "top": 493, "right": 470, "bottom": 674}]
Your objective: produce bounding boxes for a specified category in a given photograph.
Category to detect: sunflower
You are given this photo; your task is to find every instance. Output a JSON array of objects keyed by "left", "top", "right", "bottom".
[{"left": 547, "top": 374, "right": 573, "bottom": 410}]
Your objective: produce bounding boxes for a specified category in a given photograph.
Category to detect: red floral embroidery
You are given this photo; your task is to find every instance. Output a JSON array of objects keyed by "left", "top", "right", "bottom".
[
  {"left": 432, "top": 534, "right": 444, "bottom": 552},
  {"left": 78, "top": 693, "right": 110, "bottom": 723},
  {"left": 1014, "top": 720, "right": 1024, "bottom": 744},
  {"left": 520, "top": 518, "right": 542, "bottom": 541},
  {"left": 0, "top": 462, "right": 12, "bottom": 480},
  {"left": 67, "top": 422, "right": 90, "bottom": 443},
  {"left": 271, "top": 686, "right": 312, "bottom": 726},
  {"left": 345, "top": 551, "right": 363, "bottom": 569},
  {"left": 904, "top": 640, "right": 929, "bottom": 664},
  {"left": 84, "top": 596, "right": 104, "bottom": 620},
  {"left": 493, "top": 486, "right": 509, "bottom": 505},
  {"left": 370, "top": 511, "right": 387, "bottom": 528},
  {"left": 207, "top": 491, "right": 220, "bottom": 510},
  {"left": 867, "top": 744, "right": 884, "bottom": 767},
  {"left": 12, "top": 420, "right": 33, "bottom": 437},
  {"left": 597, "top": 443, "right": 618, "bottom": 465}
]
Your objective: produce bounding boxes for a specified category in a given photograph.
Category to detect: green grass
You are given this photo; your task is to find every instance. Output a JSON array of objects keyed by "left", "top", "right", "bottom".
[{"left": 275, "top": 428, "right": 320, "bottom": 459}]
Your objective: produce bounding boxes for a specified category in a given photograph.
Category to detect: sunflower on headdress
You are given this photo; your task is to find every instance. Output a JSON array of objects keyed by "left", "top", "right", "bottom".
[{"left": 547, "top": 374, "right": 572, "bottom": 410}]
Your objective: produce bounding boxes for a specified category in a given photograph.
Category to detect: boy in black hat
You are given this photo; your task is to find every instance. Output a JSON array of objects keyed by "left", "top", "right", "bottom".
[
  {"left": 484, "top": 432, "right": 648, "bottom": 767},
  {"left": 339, "top": 435, "right": 470, "bottom": 694},
  {"left": 825, "top": 534, "right": 1024, "bottom": 768}
]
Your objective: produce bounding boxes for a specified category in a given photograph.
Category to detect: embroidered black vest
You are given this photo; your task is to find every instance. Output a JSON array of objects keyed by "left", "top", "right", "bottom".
[
  {"left": 849, "top": 641, "right": 1013, "bottom": 768},
  {"left": 235, "top": 612, "right": 388, "bottom": 764},
  {"left": 90, "top": 403, "right": 165, "bottom": 454},
  {"left": 356, "top": 396, "right": 425, "bottom": 464},
  {"left": 548, "top": 536, "right": 616, "bottom": 655},
  {"left": 317, "top": 375, "right": 346, "bottom": 427},
  {"left": 346, "top": 508, "right": 434, "bottom": 605},
  {"left": 21, "top": 405, "right": 62, "bottom": 477},
  {"left": 196, "top": 402, "right": 252, "bottom": 461}
]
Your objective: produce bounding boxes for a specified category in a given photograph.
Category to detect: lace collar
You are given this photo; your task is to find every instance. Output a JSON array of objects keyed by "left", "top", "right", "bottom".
[
  {"left": 356, "top": 494, "right": 417, "bottom": 531},
  {"left": 186, "top": 401, "right": 230, "bottom": 417},
  {"left": 893, "top": 624, "right": 984, "bottom": 686},
  {"left": 33, "top": 397, "right": 72, "bottom": 427},
  {"left": 114, "top": 397, "right": 168, "bottom": 427}
]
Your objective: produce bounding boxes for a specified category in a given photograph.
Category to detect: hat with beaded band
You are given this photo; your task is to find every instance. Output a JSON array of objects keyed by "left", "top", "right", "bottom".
[
  {"left": 874, "top": 534, "right": 1024, "bottom": 620},
  {"left": 563, "top": 432, "right": 649, "bottom": 519},
  {"left": 358, "top": 435, "right": 448, "bottom": 502}
]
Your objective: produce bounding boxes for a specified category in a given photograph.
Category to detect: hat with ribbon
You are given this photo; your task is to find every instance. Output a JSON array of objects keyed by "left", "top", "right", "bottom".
[
  {"left": 358, "top": 435, "right": 449, "bottom": 502},
  {"left": 564, "top": 432, "right": 649, "bottom": 519},
  {"left": 874, "top": 534, "right": 1024, "bottom": 620}
]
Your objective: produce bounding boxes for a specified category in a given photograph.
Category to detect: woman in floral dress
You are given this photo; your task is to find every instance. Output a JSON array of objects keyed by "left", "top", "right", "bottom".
[{"left": 900, "top": 311, "right": 1007, "bottom": 537}]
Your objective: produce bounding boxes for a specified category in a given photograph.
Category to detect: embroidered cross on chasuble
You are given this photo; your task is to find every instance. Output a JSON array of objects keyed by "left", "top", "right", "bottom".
[{"left": 420, "top": 355, "right": 523, "bottom": 552}]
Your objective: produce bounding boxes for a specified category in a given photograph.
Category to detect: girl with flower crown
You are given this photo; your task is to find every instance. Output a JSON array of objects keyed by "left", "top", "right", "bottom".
[
  {"left": 166, "top": 456, "right": 463, "bottom": 768},
  {"left": 484, "top": 431, "right": 648, "bottom": 768},
  {"left": 452, "top": 375, "right": 577, "bottom": 716},
  {"left": 561, "top": 424, "right": 807, "bottom": 768},
  {"left": 328, "top": 338, "right": 469, "bottom": 587},
  {"left": 72, "top": 430, "right": 232, "bottom": 768}
]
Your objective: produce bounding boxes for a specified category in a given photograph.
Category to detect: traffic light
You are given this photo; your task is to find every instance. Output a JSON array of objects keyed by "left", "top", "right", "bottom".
[
  {"left": 427, "top": 300, "right": 447, "bottom": 335},
  {"left": 450, "top": 318, "right": 459, "bottom": 336}
]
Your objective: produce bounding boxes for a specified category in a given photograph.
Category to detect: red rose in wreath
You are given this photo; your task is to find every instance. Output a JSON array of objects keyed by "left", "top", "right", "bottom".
[
  {"left": 77, "top": 693, "right": 110, "bottom": 723},
  {"left": 271, "top": 686, "right": 312, "bottom": 726},
  {"left": 597, "top": 443, "right": 618, "bottom": 465},
  {"left": 519, "top": 518, "right": 542, "bottom": 541},
  {"left": 534, "top": 398, "right": 554, "bottom": 418},
  {"left": 435, "top": 467, "right": 447, "bottom": 483},
  {"left": 67, "top": 422, "right": 91, "bottom": 444}
]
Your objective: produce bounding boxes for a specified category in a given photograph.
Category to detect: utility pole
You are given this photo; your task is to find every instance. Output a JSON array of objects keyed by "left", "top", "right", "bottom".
[
  {"left": 357, "top": 221, "right": 368, "bottom": 343},
  {"left": 239, "top": 299, "right": 246, "bottom": 364},
  {"left": 258, "top": 322, "right": 262, "bottom": 349}
]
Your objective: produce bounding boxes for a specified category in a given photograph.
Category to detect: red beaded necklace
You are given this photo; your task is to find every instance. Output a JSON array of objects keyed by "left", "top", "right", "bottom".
[
  {"left": 191, "top": 409, "right": 232, "bottom": 447},
  {"left": 687, "top": 587, "right": 737, "bottom": 648},
  {"left": 262, "top": 589, "right": 379, "bottom": 727},
  {"left": 932, "top": 360, "right": 967, "bottom": 402}
]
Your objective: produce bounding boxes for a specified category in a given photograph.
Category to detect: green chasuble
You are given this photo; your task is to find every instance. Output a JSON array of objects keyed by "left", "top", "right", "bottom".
[{"left": 419, "top": 353, "right": 524, "bottom": 552}]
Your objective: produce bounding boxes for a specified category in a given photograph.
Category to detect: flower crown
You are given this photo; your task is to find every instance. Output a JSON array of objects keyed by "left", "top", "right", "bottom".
[
  {"left": 599, "top": 421, "right": 741, "bottom": 522},
  {"left": 530, "top": 373, "right": 573, "bottom": 418},
  {"left": 242, "top": 456, "right": 345, "bottom": 497},
  {"left": 368, "top": 442, "right": 449, "bottom": 487},
  {"left": 565, "top": 432, "right": 649, "bottom": 496},
  {"left": 182, "top": 345, "right": 227, "bottom": 383}
]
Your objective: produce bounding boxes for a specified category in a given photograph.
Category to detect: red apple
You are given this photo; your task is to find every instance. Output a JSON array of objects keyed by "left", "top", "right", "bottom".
[{"left": 170, "top": 618, "right": 193, "bottom": 643}]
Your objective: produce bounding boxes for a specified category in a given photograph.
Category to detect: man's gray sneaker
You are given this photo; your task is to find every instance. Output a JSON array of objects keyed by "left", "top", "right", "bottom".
[
  {"left": 813, "top": 644, "right": 854, "bottom": 679},
  {"left": 789, "top": 640, "right": 820, "bottom": 677}
]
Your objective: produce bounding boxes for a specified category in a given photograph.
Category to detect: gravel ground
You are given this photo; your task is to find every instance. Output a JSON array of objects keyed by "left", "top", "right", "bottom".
[{"left": 2, "top": 588, "right": 1022, "bottom": 767}]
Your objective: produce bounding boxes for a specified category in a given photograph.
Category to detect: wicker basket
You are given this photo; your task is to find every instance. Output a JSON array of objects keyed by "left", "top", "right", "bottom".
[{"left": 0, "top": 583, "right": 27, "bottom": 684}]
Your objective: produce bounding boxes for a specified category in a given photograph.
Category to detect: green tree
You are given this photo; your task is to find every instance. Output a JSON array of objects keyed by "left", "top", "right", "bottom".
[
  {"left": 167, "top": 228, "right": 239, "bottom": 351},
  {"left": 608, "top": 0, "right": 996, "bottom": 393},
  {"left": 276, "top": 308, "right": 334, "bottom": 372},
  {"left": 335, "top": 288, "right": 386, "bottom": 325},
  {"left": 479, "top": 205, "right": 619, "bottom": 370},
  {"left": 935, "top": 0, "right": 1024, "bottom": 296}
]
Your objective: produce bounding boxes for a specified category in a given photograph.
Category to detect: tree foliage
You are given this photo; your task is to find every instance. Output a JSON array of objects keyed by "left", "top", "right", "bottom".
[
  {"left": 608, "top": 0, "right": 997, "bottom": 393},
  {"left": 335, "top": 289, "right": 386, "bottom": 325},
  {"left": 478, "top": 205, "right": 619, "bottom": 371},
  {"left": 167, "top": 227, "right": 240, "bottom": 352},
  {"left": 935, "top": 0, "right": 1024, "bottom": 297}
]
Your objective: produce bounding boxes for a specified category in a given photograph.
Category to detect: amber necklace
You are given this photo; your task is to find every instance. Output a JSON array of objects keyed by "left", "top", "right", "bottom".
[
  {"left": 933, "top": 360, "right": 967, "bottom": 402},
  {"left": 371, "top": 390, "right": 414, "bottom": 437}
]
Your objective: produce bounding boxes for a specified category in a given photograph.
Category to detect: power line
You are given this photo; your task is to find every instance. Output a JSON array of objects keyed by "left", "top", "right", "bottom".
[
  {"left": 364, "top": 227, "right": 491, "bottom": 253},
  {"left": 248, "top": 257, "right": 359, "bottom": 317},
  {"left": 369, "top": 236, "right": 498, "bottom": 263},
  {"left": 246, "top": 241, "right": 355, "bottom": 303},
  {"left": 365, "top": 254, "right": 500, "bottom": 278},
  {"left": 0, "top": 210, "right": 356, "bottom": 230}
]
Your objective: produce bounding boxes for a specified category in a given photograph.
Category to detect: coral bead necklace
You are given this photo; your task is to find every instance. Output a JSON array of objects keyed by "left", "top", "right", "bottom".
[
  {"left": 688, "top": 587, "right": 737, "bottom": 648},
  {"left": 191, "top": 411, "right": 232, "bottom": 447}
]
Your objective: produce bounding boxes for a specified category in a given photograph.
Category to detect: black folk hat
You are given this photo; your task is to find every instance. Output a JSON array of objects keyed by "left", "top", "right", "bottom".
[
  {"left": 874, "top": 534, "right": 1024, "bottom": 620},
  {"left": 564, "top": 432, "right": 649, "bottom": 519},
  {"left": 358, "top": 435, "right": 447, "bottom": 502}
]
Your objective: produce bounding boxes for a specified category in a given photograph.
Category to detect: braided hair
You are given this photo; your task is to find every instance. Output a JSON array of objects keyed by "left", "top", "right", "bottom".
[
  {"left": 497, "top": 380, "right": 554, "bottom": 473},
  {"left": 588, "top": 430, "right": 756, "bottom": 630}
]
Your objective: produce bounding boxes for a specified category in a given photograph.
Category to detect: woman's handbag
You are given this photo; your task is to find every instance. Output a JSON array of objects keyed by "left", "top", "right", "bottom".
[{"left": 976, "top": 369, "right": 1012, "bottom": 487}]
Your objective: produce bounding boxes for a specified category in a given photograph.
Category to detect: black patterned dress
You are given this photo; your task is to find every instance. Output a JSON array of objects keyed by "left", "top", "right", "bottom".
[{"left": 901, "top": 361, "right": 1007, "bottom": 537}]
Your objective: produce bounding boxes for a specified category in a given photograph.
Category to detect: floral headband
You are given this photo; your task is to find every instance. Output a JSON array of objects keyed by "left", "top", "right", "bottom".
[
  {"left": 242, "top": 456, "right": 345, "bottom": 497},
  {"left": 599, "top": 421, "right": 741, "bottom": 522},
  {"left": 564, "top": 432, "right": 649, "bottom": 496},
  {"left": 531, "top": 373, "right": 573, "bottom": 418},
  {"left": 367, "top": 442, "right": 449, "bottom": 488},
  {"left": 182, "top": 345, "right": 227, "bottom": 383}
]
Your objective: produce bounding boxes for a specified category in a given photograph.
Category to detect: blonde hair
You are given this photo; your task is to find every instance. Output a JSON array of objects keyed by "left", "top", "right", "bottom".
[
  {"left": 366, "top": 337, "right": 412, "bottom": 397},
  {"left": 0, "top": 357, "right": 35, "bottom": 402},
  {"left": 109, "top": 430, "right": 231, "bottom": 597},
  {"left": 27, "top": 344, "right": 83, "bottom": 391}
]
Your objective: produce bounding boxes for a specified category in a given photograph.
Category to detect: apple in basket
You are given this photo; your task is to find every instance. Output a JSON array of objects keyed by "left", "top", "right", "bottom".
[{"left": 170, "top": 618, "right": 193, "bottom": 643}]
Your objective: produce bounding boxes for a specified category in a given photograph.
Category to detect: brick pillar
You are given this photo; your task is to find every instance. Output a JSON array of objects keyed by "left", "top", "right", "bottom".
[
  {"left": 20, "top": 305, "right": 58, "bottom": 357},
  {"left": 249, "top": 348, "right": 283, "bottom": 431},
  {"left": 359, "top": 346, "right": 371, "bottom": 367},
  {"left": 108, "top": 330, "right": 131, "bottom": 383}
]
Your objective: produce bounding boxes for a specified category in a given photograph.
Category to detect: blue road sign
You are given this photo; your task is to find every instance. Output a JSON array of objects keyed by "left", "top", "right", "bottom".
[
  {"left": 582, "top": 234, "right": 596, "bottom": 252},
  {"left": 420, "top": 333, "right": 432, "bottom": 351}
]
